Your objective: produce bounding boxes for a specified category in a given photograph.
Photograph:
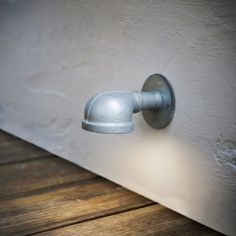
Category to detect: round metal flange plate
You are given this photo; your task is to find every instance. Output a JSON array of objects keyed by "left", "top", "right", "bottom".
[{"left": 142, "top": 74, "right": 175, "bottom": 129}]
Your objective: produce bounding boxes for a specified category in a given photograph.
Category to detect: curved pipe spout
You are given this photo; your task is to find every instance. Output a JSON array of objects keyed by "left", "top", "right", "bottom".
[
  {"left": 82, "top": 90, "right": 162, "bottom": 134},
  {"left": 82, "top": 74, "right": 175, "bottom": 134}
]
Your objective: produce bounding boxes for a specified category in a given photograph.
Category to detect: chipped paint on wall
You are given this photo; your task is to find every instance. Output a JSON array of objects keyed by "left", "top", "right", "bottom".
[{"left": 215, "top": 134, "right": 236, "bottom": 170}]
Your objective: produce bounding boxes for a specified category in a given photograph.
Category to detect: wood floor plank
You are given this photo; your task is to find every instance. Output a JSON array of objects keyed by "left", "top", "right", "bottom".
[
  {"left": 0, "top": 157, "right": 96, "bottom": 198},
  {"left": 0, "top": 131, "right": 223, "bottom": 236},
  {"left": 35, "top": 205, "right": 222, "bottom": 236},
  {"left": 0, "top": 178, "right": 153, "bottom": 235},
  {"left": 0, "top": 139, "right": 50, "bottom": 165},
  {"left": 0, "top": 130, "right": 15, "bottom": 141}
]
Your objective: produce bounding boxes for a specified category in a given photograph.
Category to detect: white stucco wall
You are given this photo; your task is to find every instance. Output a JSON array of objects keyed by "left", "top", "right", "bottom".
[{"left": 0, "top": 0, "right": 235, "bottom": 235}]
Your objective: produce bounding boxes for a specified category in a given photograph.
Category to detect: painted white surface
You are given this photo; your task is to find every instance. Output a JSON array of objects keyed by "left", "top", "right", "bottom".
[{"left": 0, "top": 0, "right": 235, "bottom": 234}]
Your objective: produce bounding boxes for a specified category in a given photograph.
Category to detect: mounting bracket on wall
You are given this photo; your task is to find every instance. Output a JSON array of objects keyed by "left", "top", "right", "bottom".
[
  {"left": 142, "top": 74, "right": 175, "bottom": 129},
  {"left": 82, "top": 74, "right": 175, "bottom": 134}
]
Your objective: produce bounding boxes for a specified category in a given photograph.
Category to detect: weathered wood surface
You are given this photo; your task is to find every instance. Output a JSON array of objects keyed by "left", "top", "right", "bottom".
[
  {"left": 0, "top": 130, "right": 222, "bottom": 236},
  {"left": 0, "top": 157, "right": 97, "bottom": 199},
  {"left": 0, "top": 131, "right": 14, "bottom": 141},
  {"left": 35, "top": 205, "right": 220, "bottom": 236},
  {"left": 0, "top": 139, "right": 50, "bottom": 165}
]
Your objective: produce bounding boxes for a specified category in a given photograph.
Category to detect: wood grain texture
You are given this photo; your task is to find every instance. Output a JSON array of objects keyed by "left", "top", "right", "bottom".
[
  {"left": 0, "top": 131, "right": 14, "bottom": 141},
  {"left": 0, "top": 131, "right": 222, "bottom": 236},
  {"left": 0, "top": 139, "right": 50, "bottom": 164},
  {"left": 0, "top": 178, "right": 153, "bottom": 235},
  {"left": 0, "top": 157, "right": 96, "bottom": 199},
  {"left": 0, "top": 1, "right": 235, "bottom": 235},
  {"left": 35, "top": 205, "right": 221, "bottom": 236}
]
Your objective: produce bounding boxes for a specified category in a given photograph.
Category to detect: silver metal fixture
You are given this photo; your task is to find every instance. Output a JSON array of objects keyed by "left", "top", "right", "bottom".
[{"left": 82, "top": 74, "right": 175, "bottom": 134}]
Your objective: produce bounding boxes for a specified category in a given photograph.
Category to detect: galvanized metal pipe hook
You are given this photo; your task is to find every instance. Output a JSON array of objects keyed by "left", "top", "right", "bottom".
[{"left": 82, "top": 74, "right": 175, "bottom": 134}]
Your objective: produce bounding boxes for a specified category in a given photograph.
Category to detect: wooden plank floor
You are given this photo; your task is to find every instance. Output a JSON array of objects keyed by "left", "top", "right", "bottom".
[{"left": 0, "top": 130, "right": 223, "bottom": 236}]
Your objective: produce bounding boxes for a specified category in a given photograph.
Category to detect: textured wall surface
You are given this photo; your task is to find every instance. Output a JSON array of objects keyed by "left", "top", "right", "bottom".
[{"left": 0, "top": 0, "right": 236, "bottom": 235}]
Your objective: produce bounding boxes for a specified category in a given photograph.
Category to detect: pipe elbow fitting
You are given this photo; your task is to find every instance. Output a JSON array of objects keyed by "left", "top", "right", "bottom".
[{"left": 82, "top": 91, "right": 138, "bottom": 134}]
